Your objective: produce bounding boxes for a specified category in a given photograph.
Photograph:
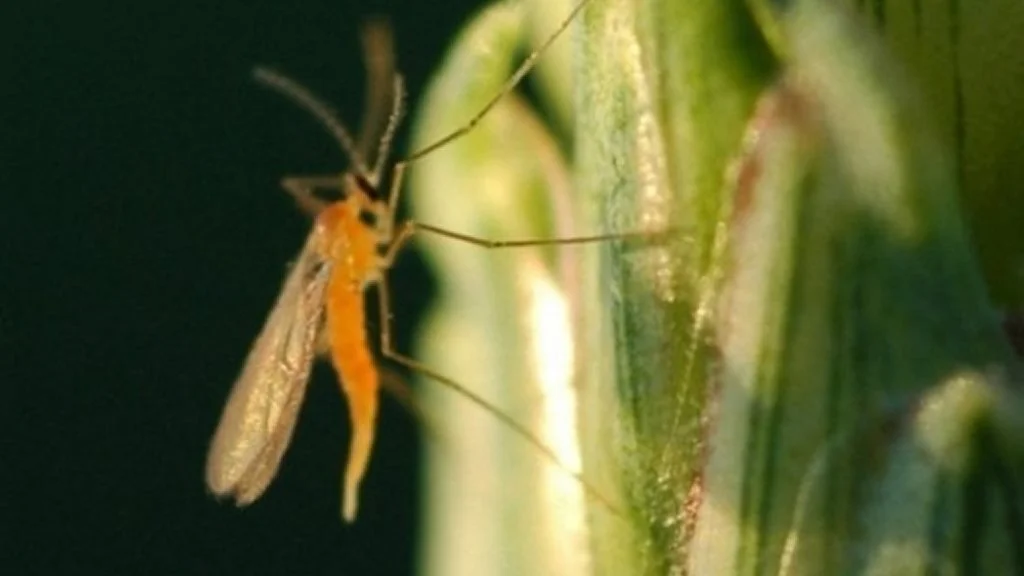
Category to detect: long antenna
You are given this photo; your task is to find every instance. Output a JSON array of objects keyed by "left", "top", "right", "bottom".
[
  {"left": 253, "top": 67, "right": 371, "bottom": 178},
  {"left": 357, "top": 18, "right": 398, "bottom": 162},
  {"left": 371, "top": 74, "right": 406, "bottom": 182}
]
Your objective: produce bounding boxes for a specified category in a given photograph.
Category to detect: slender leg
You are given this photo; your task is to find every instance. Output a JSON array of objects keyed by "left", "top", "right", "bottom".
[
  {"left": 379, "top": 218, "right": 657, "bottom": 269},
  {"left": 410, "top": 222, "right": 654, "bottom": 249},
  {"left": 384, "top": 161, "right": 407, "bottom": 225},
  {"left": 377, "top": 364, "right": 438, "bottom": 436},
  {"left": 374, "top": 272, "right": 623, "bottom": 515},
  {"left": 381, "top": 0, "right": 594, "bottom": 218},
  {"left": 279, "top": 175, "right": 345, "bottom": 215},
  {"left": 403, "top": 0, "right": 595, "bottom": 162},
  {"left": 379, "top": 220, "right": 415, "bottom": 267}
]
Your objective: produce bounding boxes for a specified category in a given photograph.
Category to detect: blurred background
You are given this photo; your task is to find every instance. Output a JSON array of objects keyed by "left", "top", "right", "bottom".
[{"left": 6, "top": 0, "right": 497, "bottom": 573}]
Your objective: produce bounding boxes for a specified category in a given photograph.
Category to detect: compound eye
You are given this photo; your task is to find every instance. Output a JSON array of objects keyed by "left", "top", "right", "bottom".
[{"left": 358, "top": 209, "right": 378, "bottom": 227}]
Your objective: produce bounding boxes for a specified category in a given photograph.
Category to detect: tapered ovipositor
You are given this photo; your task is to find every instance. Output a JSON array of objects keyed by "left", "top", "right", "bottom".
[{"left": 340, "top": 375, "right": 379, "bottom": 523}]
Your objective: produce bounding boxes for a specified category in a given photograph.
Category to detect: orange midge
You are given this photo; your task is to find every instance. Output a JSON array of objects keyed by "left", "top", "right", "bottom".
[{"left": 205, "top": 0, "right": 621, "bottom": 522}]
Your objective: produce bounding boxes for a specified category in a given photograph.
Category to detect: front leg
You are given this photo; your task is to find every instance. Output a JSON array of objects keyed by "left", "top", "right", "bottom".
[{"left": 279, "top": 174, "right": 344, "bottom": 216}]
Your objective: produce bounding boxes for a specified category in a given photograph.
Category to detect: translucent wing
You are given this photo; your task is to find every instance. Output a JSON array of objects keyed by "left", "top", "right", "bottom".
[{"left": 205, "top": 231, "right": 331, "bottom": 505}]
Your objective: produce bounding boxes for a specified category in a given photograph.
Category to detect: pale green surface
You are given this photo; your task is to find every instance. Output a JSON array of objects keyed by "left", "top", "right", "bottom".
[
  {"left": 837, "top": 0, "right": 1024, "bottom": 307},
  {"left": 853, "top": 372, "right": 1004, "bottom": 576},
  {"left": 410, "top": 0, "right": 1023, "bottom": 574},
  {"left": 409, "top": 2, "right": 594, "bottom": 575},
  {"left": 576, "top": 0, "right": 774, "bottom": 573}
]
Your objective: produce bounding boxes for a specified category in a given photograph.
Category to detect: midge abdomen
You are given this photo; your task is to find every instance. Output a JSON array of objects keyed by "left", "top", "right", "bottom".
[{"left": 316, "top": 199, "right": 383, "bottom": 522}]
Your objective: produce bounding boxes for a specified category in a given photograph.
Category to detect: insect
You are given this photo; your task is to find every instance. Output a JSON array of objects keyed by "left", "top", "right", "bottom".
[{"left": 205, "top": 0, "right": 623, "bottom": 522}]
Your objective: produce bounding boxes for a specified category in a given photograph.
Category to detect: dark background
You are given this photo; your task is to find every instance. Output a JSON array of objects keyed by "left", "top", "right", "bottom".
[{"left": 7, "top": 0, "right": 493, "bottom": 573}]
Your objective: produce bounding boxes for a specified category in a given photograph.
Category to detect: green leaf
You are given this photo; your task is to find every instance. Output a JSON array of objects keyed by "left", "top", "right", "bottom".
[
  {"left": 852, "top": 372, "right": 1021, "bottom": 576},
  {"left": 575, "top": 0, "right": 774, "bottom": 572},
  {"left": 577, "top": 0, "right": 1022, "bottom": 573},
  {"left": 409, "top": 0, "right": 1023, "bottom": 574},
  {"left": 409, "top": 1, "right": 596, "bottom": 575},
  {"left": 837, "top": 0, "right": 1024, "bottom": 307}
]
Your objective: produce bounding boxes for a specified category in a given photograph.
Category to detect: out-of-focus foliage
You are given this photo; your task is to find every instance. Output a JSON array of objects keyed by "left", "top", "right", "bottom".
[{"left": 409, "top": 0, "right": 1023, "bottom": 574}]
